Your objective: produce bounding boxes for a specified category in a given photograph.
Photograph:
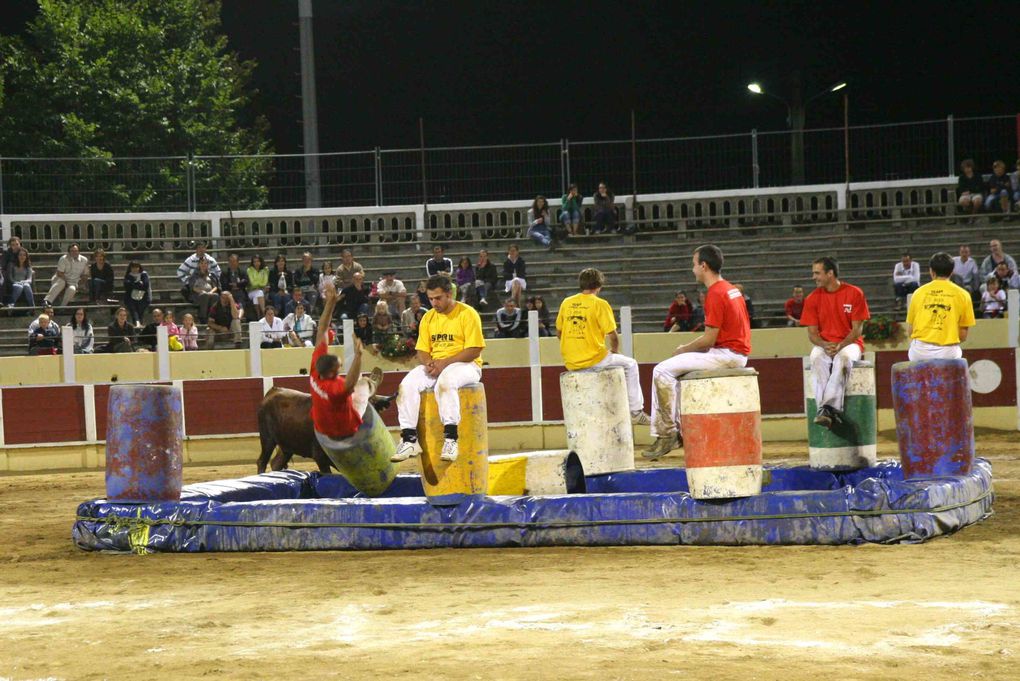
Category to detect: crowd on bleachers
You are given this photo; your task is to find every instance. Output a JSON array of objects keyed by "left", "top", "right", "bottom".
[{"left": 956, "top": 159, "right": 1020, "bottom": 216}]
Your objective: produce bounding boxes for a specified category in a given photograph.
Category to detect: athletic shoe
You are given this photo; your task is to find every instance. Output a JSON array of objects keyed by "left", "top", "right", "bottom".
[
  {"left": 440, "top": 438, "right": 459, "bottom": 462},
  {"left": 368, "top": 366, "right": 384, "bottom": 394},
  {"left": 630, "top": 410, "right": 651, "bottom": 426},
  {"left": 391, "top": 439, "right": 422, "bottom": 462},
  {"left": 813, "top": 408, "right": 833, "bottom": 428},
  {"left": 479, "top": 298, "right": 488, "bottom": 306},
  {"left": 829, "top": 408, "right": 845, "bottom": 429},
  {"left": 642, "top": 434, "right": 679, "bottom": 460}
]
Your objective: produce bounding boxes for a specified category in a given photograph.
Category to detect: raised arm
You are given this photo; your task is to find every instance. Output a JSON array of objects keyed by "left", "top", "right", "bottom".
[{"left": 316, "top": 281, "right": 338, "bottom": 346}]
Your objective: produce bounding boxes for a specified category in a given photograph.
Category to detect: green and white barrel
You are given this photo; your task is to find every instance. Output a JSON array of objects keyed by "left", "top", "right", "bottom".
[{"left": 802, "top": 358, "right": 877, "bottom": 470}]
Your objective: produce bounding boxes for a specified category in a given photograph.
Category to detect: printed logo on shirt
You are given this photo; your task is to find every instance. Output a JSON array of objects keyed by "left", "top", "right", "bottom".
[
  {"left": 843, "top": 304, "right": 853, "bottom": 313},
  {"left": 728, "top": 289, "right": 742, "bottom": 300}
]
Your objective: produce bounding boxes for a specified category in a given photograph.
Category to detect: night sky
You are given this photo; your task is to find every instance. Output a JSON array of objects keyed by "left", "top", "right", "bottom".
[{"left": 5, "top": 1, "right": 1019, "bottom": 155}]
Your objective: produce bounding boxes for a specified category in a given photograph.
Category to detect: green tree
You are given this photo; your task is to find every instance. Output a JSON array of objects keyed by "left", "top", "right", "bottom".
[{"left": 0, "top": 0, "right": 273, "bottom": 212}]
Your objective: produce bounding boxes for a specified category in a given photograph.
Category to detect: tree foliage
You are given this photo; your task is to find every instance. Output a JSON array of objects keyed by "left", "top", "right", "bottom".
[{"left": 0, "top": 0, "right": 273, "bottom": 211}]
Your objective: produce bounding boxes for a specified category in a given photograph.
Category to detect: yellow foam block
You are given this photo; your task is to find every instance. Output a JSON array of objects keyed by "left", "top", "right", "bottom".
[
  {"left": 488, "top": 450, "right": 579, "bottom": 496},
  {"left": 418, "top": 383, "right": 489, "bottom": 505}
]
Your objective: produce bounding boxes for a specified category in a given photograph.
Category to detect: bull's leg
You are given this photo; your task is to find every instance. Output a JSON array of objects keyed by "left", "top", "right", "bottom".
[
  {"left": 313, "top": 442, "right": 335, "bottom": 474},
  {"left": 270, "top": 450, "right": 290, "bottom": 471},
  {"left": 257, "top": 432, "right": 277, "bottom": 473}
]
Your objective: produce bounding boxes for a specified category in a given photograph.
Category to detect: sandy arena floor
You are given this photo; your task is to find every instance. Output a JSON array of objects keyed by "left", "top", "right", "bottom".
[{"left": 1, "top": 433, "right": 1018, "bottom": 681}]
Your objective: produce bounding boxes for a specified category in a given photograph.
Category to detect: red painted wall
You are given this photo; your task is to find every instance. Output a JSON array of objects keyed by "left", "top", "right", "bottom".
[
  {"left": 3, "top": 386, "right": 86, "bottom": 444},
  {"left": 183, "top": 378, "right": 263, "bottom": 436}
]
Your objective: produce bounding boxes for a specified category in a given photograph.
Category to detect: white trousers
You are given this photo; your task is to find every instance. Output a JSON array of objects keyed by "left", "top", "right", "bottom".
[
  {"left": 650, "top": 347, "right": 747, "bottom": 437},
  {"left": 908, "top": 340, "right": 962, "bottom": 362},
  {"left": 46, "top": 278, "right": 78, "bottom": 306},
  {"left": 314, "top": 378, "right": 373, "bottom": 449},
  {"left": 397, "top": 362, "right": 483, "bottom": 430},
  {"left": 587, "top": 352, "right": 644, "bottom": 412},
  {"left": 810, "top": 343, "right": 862, "bottom": 413}
]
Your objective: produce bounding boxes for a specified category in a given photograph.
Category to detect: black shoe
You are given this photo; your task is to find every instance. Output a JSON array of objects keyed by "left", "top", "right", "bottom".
[
  {"left": 813, "top": 408, "right": 832, "bottom": 428},
  {"left": 829, "top": 408, "right": 845, "bottom": 428},
  {"left": 370, "top": 394, "right": 394, "bottom": 412}
]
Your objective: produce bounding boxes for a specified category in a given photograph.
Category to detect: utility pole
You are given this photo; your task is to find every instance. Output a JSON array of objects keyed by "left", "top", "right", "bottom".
[{"left": 298, "top": 0, "right": 321, "bottom": 208}]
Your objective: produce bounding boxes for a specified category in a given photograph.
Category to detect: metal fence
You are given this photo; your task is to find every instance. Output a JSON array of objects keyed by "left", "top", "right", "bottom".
[{"left": 1, "top": 114, "right": 1016, "bottom": 213}]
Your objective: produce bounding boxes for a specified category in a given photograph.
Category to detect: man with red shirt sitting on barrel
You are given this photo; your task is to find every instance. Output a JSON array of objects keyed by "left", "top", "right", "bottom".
[
  {"left": 800, "top": 256, "right": 870, "bottom": 430},
  {"left": 644, "top": 244, "right": 752, "bottom": 460}
]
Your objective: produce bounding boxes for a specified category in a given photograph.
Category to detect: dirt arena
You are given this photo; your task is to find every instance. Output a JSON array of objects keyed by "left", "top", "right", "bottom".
[{"left": 1, "top": 433, "right": 1018, "bottom": 681}]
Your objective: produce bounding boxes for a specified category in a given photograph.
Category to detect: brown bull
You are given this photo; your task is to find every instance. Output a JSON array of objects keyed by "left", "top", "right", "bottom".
[{"left": 256, "top": 387, "right": 335, "bottom": 474}]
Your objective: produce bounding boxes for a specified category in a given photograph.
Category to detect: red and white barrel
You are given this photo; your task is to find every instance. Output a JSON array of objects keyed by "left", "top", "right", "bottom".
[{"left": 679, "top": 368, "right": 763, "bottom": 499}]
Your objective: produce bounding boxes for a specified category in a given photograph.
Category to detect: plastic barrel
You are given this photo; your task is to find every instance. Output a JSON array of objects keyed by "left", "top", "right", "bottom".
[
  {"left": 891, "top": 359, "right": 974, "bottom": 479},
  {"left": 560, "top": 366, "right": 635, "bottom": 475},
  {"left": 316, "top": 405, "right": 396, "bottom": 497},
  {"left": 105, "top": 384, "right": 184, "bottom": 503},
  {"left": 802, "top": 359, "right": 878, "bottom": 470},
  {"left": 679, "top": 368, "right": 763, "bottom": 499},
  {"left": 418, "top": 383, "right": 489, "bottom": 505}
]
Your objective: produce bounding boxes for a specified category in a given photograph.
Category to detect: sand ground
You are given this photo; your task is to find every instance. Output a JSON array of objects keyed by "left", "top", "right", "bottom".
[{"left": 1, "top": 434, "right": 1018, "bottom": 681}]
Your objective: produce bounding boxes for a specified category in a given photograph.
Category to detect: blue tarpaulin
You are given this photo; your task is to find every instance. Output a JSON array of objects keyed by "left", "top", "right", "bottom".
[{"left": 72, "top": 459, "right": 994, "bottom": 553}]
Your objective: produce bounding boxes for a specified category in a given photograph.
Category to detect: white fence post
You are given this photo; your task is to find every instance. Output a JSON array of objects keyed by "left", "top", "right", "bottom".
[
  {"left": 1008, "top": 289, "right": 1019, "bottom": 348},
  {"left": 248, "top": 321, "right": 262, "bottom": 377},
  {"left": 156, "top": 325, "right": 170, "bottom": 381},
  {"left": 621, "top": 305, "right": 634, "bottom": 358},
  {"left": 343, "top": 318, "right": 355, "bottom": 371},
  {"left": 61, "top": 325, "right": 76, "bottom": 383},
  {"left": 528, "top": 309, "right": 543, "bottom": 423}
]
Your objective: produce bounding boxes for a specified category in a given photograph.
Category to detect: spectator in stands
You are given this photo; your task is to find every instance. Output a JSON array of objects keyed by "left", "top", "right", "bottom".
[
  {"left": 952, "top": 245, "right": 981, "bottom": 299},
  {"left": 353, "top": 312, "right": 373, "bottom": 345},
  {"left": 5, "top": 248, "right": 34, "bottom": 312},
  {"left": 494, "top": 298, "right": 525, "bottom": 338},
  {"left": 176, "top": 242, "right": 220, "bottom": 297},
  {"left": 689, "top": 290, "right": 706, "bottom": 332},
  {"left": 592, "top": 182, "right": 618, "bottom": 234},
  {"left": 257, "top": 306, "right": 286, "bottom": 348},
  {"left": 318, "top": 262, "right": 336, "bottom": 306},
  {"left": 982, "top": 277, "right": 1006, "bottom": 318},
  {"left": 268, "top": 254, "right": 294, "bottom": 314},
  {"left": 138, "top": 308, "right": 166, "bottom": 351},
  {"left": 980, "top": 240, "right": 1017, "bottom": 281},
  {"left": 734, "top": 283, "right": 757, "bottom": 328},
  {"left": 179, "top": 313, "right": 199, "bottom": 351},
  {"left": 44, "top": 242, "right": 89, "bottom": 307},
  {"left": 67, "top": 307, "right": 94, "bottom": 354},
  {"left": 293, "top": 252, "right": 320, "bottom": 312},
  {"left": 188, "top": 257, "right": 221, "bottom": 324},
  {"left": 528, "top": 195, "right": 554, "bottom": 248},
  {"left": 784, "top": 286, "right": 806, "bottom": 327},
  {"left": 454, "top": 257, "right": 476, "bottom": 306},
  {"left": 560, "top": 184, "right": 584, "bottom": 237},
  {"left": 532, "top": 295, "right": 553, "bottom": 336},
  {"left": 105, "top": 307, "right": 136, "bottom": 353},
  {"left": 88, "top": 249, "right": 115, "bottom": 304},
  {"left": 503, "top": 244, "right": 527, "bottom": 306},
  {"left": 992, "top": 261, "right": 1018, "bottom": 291},
  {"left": 474, "top": 249, "right": 498, "bottom": 308},
  {"left": 1012, "top": 159, "right": 1020, "bottom": 212},
  {"left": 956, "top": 159, "right": 984, "bottom": 214},
  {"left": 985, "top": 160, "right": 1012, "bottom": 214},
  {"left": 122, "top": 261, "right": 151, "bottom": 327},
  {"left": 372, "top": 304, "right": 394, "bottom": 343},
  {"left": 415, "top": 279, "right": 431, "bottom": 310},
  {"left": 246, "top": 254, "right": 269, "bottom": 317},
  {"left": 28, "top": 313, "right": 60, "bottom": 354},
  {"left": 335, "top": 248, "right": 364, "bottom": 289},
  {"left": 339, "top": 271, "right": 372, "bottom": 320},
  {"left": 206, "top": 291, "right": 244, "bottom": 349},
  {"left": 376, "top": 270, "right": 407, "bottom": 315},
  {"left": 664, "top": 291, "right": 694, "bottom": 332},
  {"left": 426, "top": 245, "right": 454, "bottom": 277},
  {"left": 220, "top": 253, "right": 250, "bottom": 316},
  {"left": 284, "top": 287, "right": 309, "bottom": 317},
  {"left": 401, "top": 295, "right": 425, "bottom": 339},
  {"left": 283, "top": 302, "right": 316, "bottom": 347},
  {"left": 27, "top": 304, "right": 56, "bottom": 338},
  {"left": 893, "top": 252, "right": 921, "bottom": 309},
  {"left": 163, "top": 309, "right": 183, "bottom": 351},
  {"left": 0, "top": 236, "right": 24, "bottom": 303}
]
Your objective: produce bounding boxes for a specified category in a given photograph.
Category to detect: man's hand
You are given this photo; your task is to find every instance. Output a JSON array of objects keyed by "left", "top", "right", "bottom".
[
  {"left": 426, "top": 358, "right": 445, "bottom": 378},
  {"left": 824, "top": 342, "right": 840, "bottom": 357},
  {"left": 323, "top": 281, "right": 337, "bottom": 303},
  {"left": 672, "top": 344, "right": 687, "bottom": 357},
  {"left": 353, "top": 338, "right": 363, "bottom": 356}
]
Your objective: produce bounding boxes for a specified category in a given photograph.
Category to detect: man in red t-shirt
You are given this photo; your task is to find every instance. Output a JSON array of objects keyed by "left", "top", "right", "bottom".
[
  {"left": 644, "top": 245, "right": 752, "bottom": 460},
  {"left": 784, "top": 286, "right": 805, "bottom": 326},
  {"left": 799, "top": 256, "right": 870, "bottom": 429}
]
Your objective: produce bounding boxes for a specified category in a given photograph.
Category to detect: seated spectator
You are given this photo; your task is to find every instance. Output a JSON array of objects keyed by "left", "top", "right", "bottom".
[
  {"left": 220, "top": 253, "right": 251, "bottom": 317},
  {"left": 28, "top": 313, "right": 60, "bottom": 354},
  {"left": 1012, "top": 159, "right": 1020, "bottom": 212},
  {"left": 5, "top": 248, "right": 34, "bottom": 311},
  {"left": 105, "top": 307, "right": 136, "bottom": 353},
  {"left": 122, "top": 261, "right": 151, "bottom": 327},
  {"left": 893, "top": 252, "right": 920, "bottom": 309},
  {"left": 474, "top": 249, "right": 498, "bottom": 308},
  {"left": 335, "top": 248, "right": 364, "bottom": 289},
  {"left": 689, "top": 290, "right": 706, "bottom": 332},
  {"left": 784, "top": 286, "right": 805, "bottom": 327},
  {"left": 138, "top": 308, "right": 167, "bottom": 351},
  {"left": 176, "top": 242, "right": 220, "bottom": 300},
  {"left": 664, "top": 290, "right": 694, "bottom": 332},
  {"left": 283, "top": 302, "right": 316, "bottom": 347},
  {"left": 560, "top": 183, "right": 584, "bottom": 237},
  {"left": 293, "top": 252, "right": 320, "bottom": 312},
  {"left": 503, "top": 244, "right": 527, "bottom": 306},
  {"left": 733, "top": 283, "right": 757, "bottom": 328},
  {"left": 532, "top": 295, "right": 552, "bottom": 337},
  {"left": 284, "top": 287, "right": 310, "bottom": 317},
  {"left": 257, "top": 306, "right": 286, "bottom": 348},
  {"left": 985, "top": 160, "right": 1012, "bottom": 214},
  {"left": 425, "top": 245, "right": 453, "bottom": 277},
  {"left": 376, "top": 271, "right": 407, "bottom": 315},
  {"left": 187, "top": 258, "right": 221, "bottom": 324},
  {"left": 206, "top": 291, "right": 244, "bottom": 349},
  {"left": 88, "top": 249, "right": 116, "bottom": 304},
  {"left": 592, "top": 182, "right": 618, "bottom": 234},
  {"left": 163, "top": 309, "right": 183, "bottom": 351},
  {"left": 27, "top": 304, "right": 56, "bottom": 337},
  {"left": 318, "top": 262, "right": 336, "bottom": 306},
  {"left": 339, "top": 271, "right": 372, "bottom": 320},
  {"left": 44, "top": 242, "right": 89, "bottom": 308},
  {"left": 401, "top": 295, "right": 426, "bottom": 339},
  {"left": 246, "top": 254, "right": 269, "bottom": 316},
  {"left": 495, "top": 298, "right": 526, "bottom": 338},
  {"left": 179, "top": 313, "right": 199, "bottom": 351},
  {"left": 953, "top": 245, "right": 981, "bottom": 300},
  {"left": 991, "top": 261, "right": 1019, "bottom": 291},
  {"left": 527, "top": 195, "right": 554, "bottom": 248},
  {"left": 353, "top": 312, "right": 373, "bottom": 345},
  {"left": 982, "top": 277, "right": 1006, "bottom": 318},
  {"left": 67, "top": 307, "right": 94, "bottom": 354},
  {"left": 956, "top": 159, "right": 984, "bottom": 214},
  {"left": 1, "top": 236, "right": 25, "bottom": 304},
  {"left": 268, "top": 254, "right": 293, "bottom": 314},
  {"left": 980, "top": 239, "right": 1018, "bottom": 281},
  {"left": 454, "top": 257, "right": 476, "bottom": 305},
  {"left": 372, "top": 306, "right": 394, "bottom": 343}
]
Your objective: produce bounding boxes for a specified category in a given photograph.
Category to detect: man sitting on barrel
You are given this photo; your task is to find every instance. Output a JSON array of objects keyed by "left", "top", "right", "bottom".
[
  {"left": 391, "top": 274, "right": 485, "bottom": 464},
  {"left": 905, "top": 251, "right": 975, "bottom": 362}
]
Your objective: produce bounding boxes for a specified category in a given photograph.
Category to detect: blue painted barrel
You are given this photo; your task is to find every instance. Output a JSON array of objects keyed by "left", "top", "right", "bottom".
[
  {"left": 891, "top": 359, "right": 974, "bottom": 479},
  {"left": 105, "top": 384, "right": 184, "bottom": 502}
]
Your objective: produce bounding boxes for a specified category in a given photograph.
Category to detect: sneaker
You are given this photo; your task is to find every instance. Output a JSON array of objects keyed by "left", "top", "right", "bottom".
[
  {"left": 368, "top": 367, "right": 384, "bottom": 394},
  {"left": 829, "top": 408, "right": 845, "bottom": 429},
  {"left": 391, "top": 439, "right": 422, "bottom": 463},
  {"left": 642, "top": 434, "right": 679, "bottom": 460},
  {"left": 440, "top": 438, "right": 459, "bottom": 462},
  {"left": 630, "top": 410, "right": 651, "bottom": 426},
  {"left": 478, "top": 298, "right": 488, "bottom": 306},
  {"left": 813, "top": 408, "right": 832, "bottom": 428}
]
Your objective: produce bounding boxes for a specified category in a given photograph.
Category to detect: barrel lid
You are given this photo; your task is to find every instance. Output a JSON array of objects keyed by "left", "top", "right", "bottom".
[
  {"left": 851, "top": 360, "right": 873, "bottom": 368},
  {"left": 680, "top": 368, "right": 759, "bottom": 381}
]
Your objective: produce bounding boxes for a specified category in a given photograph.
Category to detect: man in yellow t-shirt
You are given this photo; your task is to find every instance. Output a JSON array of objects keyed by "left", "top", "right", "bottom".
[
  {"left": 906, "top": 252, "right": 976, "bottom": 361},
  {"left": 392, "top": 274, "right": 485, "bottom": 463},
  {"left": 556, "top": 268, "right": 650, "bottom": 425}
]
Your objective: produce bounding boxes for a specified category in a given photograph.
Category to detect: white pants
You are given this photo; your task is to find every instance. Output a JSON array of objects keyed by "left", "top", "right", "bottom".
[
  {"left": 586, "top": 352, "right": 644, "bottom": 412},
  {"left": 908, "top": 339, "right": 962, "bottom": 362},
  {"left": 650, "top": 347, "right": 747, "bottom": 437},
  {"left": 397, "top": 362, "right": 483, "bottom": 430},
  {"left": 314, "top": 378, "right": 373, "bottom": 450},
  {"left": 810, "top": 343, "right": 862, "bottom": 413},
  {"left": 46, "top": 278, "right": 78, "bottom": 306}
]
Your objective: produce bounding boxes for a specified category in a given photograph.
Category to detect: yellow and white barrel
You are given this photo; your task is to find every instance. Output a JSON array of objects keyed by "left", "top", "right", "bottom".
[
  {"left": 418, "top": 383, "right": 489, "bottom": 506},
  {"left": 560, "top": 366, "right": 635, "bottom": 475},
  {"left": 488, "top": 450, "right": 585, "bottom": 496},
  {"left": 801, "top": 359, "right": 878, "bottom": 470}
]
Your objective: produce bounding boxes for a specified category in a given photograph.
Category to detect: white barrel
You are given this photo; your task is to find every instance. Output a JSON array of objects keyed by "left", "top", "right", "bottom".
[
  {"left": 801, "top": 359, "right": 878, "bottom": 470},
  {"left": 560, "top": 366, "right": 635, "bottom": 475},
  {"left": 488, "top": 450, "right": 585, "bottom": 495},
  {"left": 679, "top": 368, "right": 763, "bottom": 499}
]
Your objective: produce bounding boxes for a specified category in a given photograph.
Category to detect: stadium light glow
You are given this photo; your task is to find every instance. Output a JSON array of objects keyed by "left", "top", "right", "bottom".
[
  {"left": 830, "top": 81, "right": 848, "bottom": 92},
  {"left": 747, "top": 82, "right": 764, "bottom": 94}
]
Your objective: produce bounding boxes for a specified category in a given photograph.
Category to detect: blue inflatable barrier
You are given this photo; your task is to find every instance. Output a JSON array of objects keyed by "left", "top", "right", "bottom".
[{"left": 72, "top": 460, "right": 994, "bottom": 553}]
